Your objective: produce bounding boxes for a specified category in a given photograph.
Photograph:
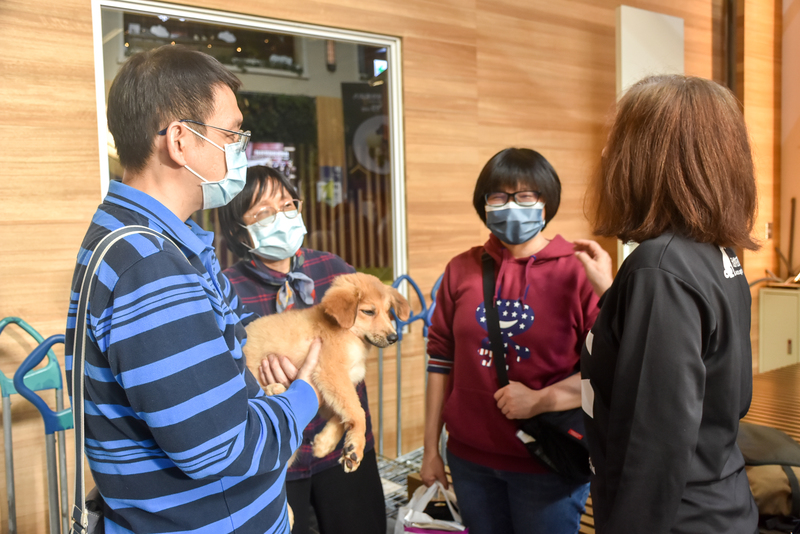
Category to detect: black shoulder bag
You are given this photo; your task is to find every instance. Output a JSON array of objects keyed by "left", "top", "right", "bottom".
[{"left": 481, "top": 251, "right": 591, "bottom": 482}]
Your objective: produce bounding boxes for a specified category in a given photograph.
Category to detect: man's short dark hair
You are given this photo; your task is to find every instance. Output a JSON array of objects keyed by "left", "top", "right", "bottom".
[
  {"left": 219, "top": 165, "right": 301, "bottom": 259},
  {"left": 472, "top": 148, "right": 561, "bottom": 226},
  {"left": 107, "top": 45, "right": 242, "bottom": 173}
]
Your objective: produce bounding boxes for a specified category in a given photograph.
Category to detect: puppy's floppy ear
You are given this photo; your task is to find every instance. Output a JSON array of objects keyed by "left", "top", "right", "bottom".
[
  {"left": 320, "top": 282, "right": 361, "bottom": 328},
  {"left": 389, "top": 287, "right": 411, "bottom": 321}
]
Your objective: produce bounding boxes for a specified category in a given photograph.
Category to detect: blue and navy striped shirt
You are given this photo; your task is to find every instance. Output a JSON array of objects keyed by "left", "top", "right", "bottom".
[{"left": 65, "top": 181, "right": 318, "bottom": 534}]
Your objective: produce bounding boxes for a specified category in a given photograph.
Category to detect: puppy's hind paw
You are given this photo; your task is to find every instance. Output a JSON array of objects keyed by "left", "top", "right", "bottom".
[
  {"left": 263, "top": 383, "right": 287, "bottom": 396},
  {"left": 338, "top": 442, "right": 363, "bottom": 473}
]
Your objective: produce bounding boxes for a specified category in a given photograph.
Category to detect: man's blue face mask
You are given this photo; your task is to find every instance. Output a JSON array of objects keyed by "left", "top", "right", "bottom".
[
  {"left": 183, "top": 125, "right": 248, "bottom": 210},
  {"left": 485, "top": 201, "right": 546, "bottom": 245}
]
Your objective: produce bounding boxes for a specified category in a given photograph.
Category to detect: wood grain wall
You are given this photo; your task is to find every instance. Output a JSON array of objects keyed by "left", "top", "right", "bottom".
[
  {"left": 1, "top": 1, "right": 97, "bottom": 531},
  {"left": 782, "top": 1, "right": 800, "bottom": 280},
  {"left": 741, "top": 0, "right": 782, "bottom": 371},
  {"left": 0, "top": 0, "right": 773, "bottom": 531}
]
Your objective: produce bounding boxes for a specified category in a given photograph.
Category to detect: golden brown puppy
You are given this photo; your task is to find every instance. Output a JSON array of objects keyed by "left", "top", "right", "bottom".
[{"left": 244, "top": 272, "right": 411, "bottom": 472}]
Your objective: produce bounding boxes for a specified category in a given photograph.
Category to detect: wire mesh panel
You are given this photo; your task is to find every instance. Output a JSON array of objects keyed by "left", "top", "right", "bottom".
[{"left": 378, "top": 447, "right": 425, "bottom": 520}]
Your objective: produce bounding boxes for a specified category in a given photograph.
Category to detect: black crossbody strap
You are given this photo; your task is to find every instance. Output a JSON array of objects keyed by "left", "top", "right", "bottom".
[
  {"left": 481, "top": 252, "right": 509, "bottom": 388},
  {"left": 70, "top": 226, "right": 187, "bottom": 533}
]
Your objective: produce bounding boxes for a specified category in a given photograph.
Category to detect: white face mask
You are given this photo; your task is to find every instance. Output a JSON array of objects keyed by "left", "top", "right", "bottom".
[
  {"left": 246, "top": 212, "right": 307, "bottom": 261},
  {"left": 183, "top": 125, "right": 248, "bottom": 209}
]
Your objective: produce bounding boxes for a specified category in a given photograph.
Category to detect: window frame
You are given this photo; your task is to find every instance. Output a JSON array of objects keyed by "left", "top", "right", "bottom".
[{"left": 91, "top": 0, "right": 408, "bottom": 280}]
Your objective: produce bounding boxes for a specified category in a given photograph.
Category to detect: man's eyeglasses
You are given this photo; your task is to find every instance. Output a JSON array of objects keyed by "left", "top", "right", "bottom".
[
  {"left": 485, "top": 191, "right": 542, "bottom": 207},
  {"left": 158, "top": 119, "right": 251, "bottom": 153},
  {"left": 244, "top": 199, "right": 304, "bottom": 228}
]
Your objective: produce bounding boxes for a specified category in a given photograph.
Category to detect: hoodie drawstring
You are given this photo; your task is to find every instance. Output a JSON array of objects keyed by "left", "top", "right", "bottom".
[
  {"left": 493, "top": 249, "right": 509, "bottom": 302},
  {"left": 492, "top": 250, "right": 536, "bottom": 303},
  {"left": 522, "top": 255, "right": 536, "bottom": 301}
]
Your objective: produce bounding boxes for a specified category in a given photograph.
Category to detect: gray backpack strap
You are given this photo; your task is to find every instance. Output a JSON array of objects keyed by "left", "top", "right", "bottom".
[{"left": 70, "top": 225, "right": 186, "bottom": 533}]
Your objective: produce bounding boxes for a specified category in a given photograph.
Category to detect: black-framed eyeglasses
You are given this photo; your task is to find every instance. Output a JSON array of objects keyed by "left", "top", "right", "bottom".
[
  {"left": 157, "top": 119, "right": 251, "bottom": 153},
  {"left": 244, "top": 199, "right": 304, "bottom": 228},
  {"left": 485, "top": 191, "right": 542, "bottom": 207}
]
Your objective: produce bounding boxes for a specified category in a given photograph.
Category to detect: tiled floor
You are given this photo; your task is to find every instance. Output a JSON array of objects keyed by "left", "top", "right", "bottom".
[{"left": 742, "top": 362, "right": 800, "bottom": 442}]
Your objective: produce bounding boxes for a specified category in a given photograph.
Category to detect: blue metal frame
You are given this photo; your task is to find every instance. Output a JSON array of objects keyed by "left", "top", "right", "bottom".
[
  {"left": 422, "top": 274, "right": 444, "bottom": 339},
  {"left": 13, "top": 335, "right": 74, "bottom": 435},
  {"left": 376, "top": 274, "right": 446, "bottom": 457},
  {"left": 0, "top": 317, "right": 62, "bottom": 398},
  {"left": 2, "top": 320, "right": 72, "bottom": 534},
  {"left": 13, "top": 334, "right": 73, "bottom": 534},
  {"left": 390, "top": 274, "right": 429, "bottom": 339},
  {"left": 385, "top": 275, "right": 432, "bottom": 456}
]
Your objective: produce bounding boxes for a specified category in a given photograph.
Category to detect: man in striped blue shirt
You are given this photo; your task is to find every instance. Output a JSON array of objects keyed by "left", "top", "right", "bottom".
[{"left": 65, "top": 45, "right": 320, "bottom": 533}]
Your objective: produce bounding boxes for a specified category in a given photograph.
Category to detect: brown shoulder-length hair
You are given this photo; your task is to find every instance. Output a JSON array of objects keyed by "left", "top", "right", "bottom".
[{"left": 586, "top": 74, "right": 759, "bottom": 250}]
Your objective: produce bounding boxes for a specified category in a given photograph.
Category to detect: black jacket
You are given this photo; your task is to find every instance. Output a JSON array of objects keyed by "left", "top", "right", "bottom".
[{"left": 581, "top": 232, "right": 758, "bottom": 534}]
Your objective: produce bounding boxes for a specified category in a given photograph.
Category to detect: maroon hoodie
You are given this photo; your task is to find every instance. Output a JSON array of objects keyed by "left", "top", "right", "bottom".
[{"left": 428, "top": 233, "right": 599, "bottom": 473}]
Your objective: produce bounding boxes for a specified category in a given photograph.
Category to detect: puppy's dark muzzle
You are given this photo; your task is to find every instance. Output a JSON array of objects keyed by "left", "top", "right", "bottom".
[{"left": 386, "top": 333, "right": 398, "bottom": 344}]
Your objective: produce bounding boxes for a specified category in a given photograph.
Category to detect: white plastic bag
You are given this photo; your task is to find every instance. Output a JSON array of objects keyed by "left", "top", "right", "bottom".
[{"left": 393, "top": 481, "right": 468, "bottom": 534}]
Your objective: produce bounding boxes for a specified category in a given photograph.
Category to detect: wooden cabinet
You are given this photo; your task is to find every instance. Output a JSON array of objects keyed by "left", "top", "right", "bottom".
[{"left": 759, "top": 288, "right": 800, "bottom": 373}]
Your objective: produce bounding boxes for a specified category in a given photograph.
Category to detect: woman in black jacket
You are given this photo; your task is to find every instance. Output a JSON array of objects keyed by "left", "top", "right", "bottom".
[{"left": 574, "top": 75, "right": 759, "bottom": 534}]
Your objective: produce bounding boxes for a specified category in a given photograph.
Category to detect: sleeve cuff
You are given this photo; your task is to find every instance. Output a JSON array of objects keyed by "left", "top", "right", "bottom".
[
  {"left": 426, "top": 355, "right": 453, "bottom": 375},
  {"left": 282, "top": 379, "right": 320, "bottom": 431}
]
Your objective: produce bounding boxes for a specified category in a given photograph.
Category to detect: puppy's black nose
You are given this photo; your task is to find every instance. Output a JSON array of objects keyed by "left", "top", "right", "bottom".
[{"left": 387, "top": 333, "right": 398, "bottom": 344}]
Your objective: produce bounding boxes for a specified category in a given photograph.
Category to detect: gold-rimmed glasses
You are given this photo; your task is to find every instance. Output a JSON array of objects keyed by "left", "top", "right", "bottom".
[{"left": 244, "top": 199, "right": 304, "bottom": 227}]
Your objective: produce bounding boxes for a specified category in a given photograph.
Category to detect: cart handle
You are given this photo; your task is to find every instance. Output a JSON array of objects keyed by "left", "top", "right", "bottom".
[
  {"left": 391, "top": 275, "right": 429, "bottom": 341},
  {"left": 422, "top": 273, "right": 444, "bottom": 338},
  {"left": 0, "top": 317, "right": 61, "bottom": 397},
  {"left": 13, "top": 335, "right": 74, "bottom": 435}
]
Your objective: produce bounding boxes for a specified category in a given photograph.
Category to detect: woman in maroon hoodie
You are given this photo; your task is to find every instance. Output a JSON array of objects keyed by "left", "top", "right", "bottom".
[{"left": 421, "top": 148, "right": 600, "bottom": 534}]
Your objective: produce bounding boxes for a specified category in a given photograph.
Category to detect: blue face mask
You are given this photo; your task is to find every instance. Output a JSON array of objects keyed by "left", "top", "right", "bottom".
[
  {"left": 183, "top": 125, "right": 248, "bottom": 210},
  {"left": 485, "top": 201, "right": 545, "bottom": 245},
  {"left": 246, "top": 213, "right": 307, "bottom": 261}
]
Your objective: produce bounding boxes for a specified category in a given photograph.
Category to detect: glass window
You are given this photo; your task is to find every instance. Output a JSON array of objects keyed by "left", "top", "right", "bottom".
[
  {"left": 97, "top": 2, "right": 405, "bottom": 282},
  {"left": 122, "top": 12, "right": 302, "bottom": 75}
]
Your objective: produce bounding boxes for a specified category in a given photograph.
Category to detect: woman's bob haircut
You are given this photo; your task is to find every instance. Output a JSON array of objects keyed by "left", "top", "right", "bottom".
[
  {"left": 472, "top": 148, "right": 561, "bottom": 226},
  {"left": 218, "top": 165, "right": 300, "bottom": 259},
  {"left": 586, "top": 74, "right": 759, "bottom": 250}
]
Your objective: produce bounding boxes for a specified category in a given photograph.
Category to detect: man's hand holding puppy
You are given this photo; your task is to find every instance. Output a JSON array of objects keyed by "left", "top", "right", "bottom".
[{"left": 259, "top": 339, "right": 323, "bottom": 405}]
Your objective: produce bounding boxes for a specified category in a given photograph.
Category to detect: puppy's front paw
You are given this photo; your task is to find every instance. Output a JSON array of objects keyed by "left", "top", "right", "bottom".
[
  {"left": 312, "top": 437, "right": 334, "bottom": 458},
  {"left": 263, "top": 383, "right": 287, "bottom": 396},
  {"left": 338, "top": 435, "right": 365, "bottom": 473}
]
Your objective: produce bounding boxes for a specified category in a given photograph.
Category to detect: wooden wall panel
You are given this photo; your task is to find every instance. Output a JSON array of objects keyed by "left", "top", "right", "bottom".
[
  {"left": 781, "top": 1, "right": 800, "bottom": 282},
  {"left": 0, "top": 0, "right": 745, "bottom": 530},
  {"left": 0, "top": 1, "right": 97, "bottom": 530},
  {"left": 742, "top": 0, "right": 782, "bottom": 372}
]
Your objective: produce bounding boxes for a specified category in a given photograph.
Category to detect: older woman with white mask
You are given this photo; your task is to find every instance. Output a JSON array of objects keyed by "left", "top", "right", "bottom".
[{"left": 219, "top": 165, "right": 386, "bottom": 534}]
